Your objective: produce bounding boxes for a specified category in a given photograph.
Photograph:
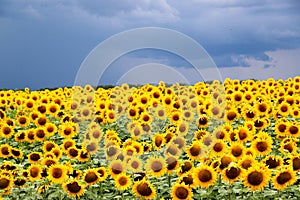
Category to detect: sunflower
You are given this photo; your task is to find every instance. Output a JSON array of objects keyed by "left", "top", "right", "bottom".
[
  {"left": 171, "top": 183, "right": 193, "bottom": 200},
  {"left": 286, "top": 122, "right": 300, "bottom": 137},
  {"left": 59, "top": 122, "right": 78, "bottom": 138},
  {"left": 96, "top": 167, "right": 108, "bottom": 182},
  {"left": 0, "top": 125, "right": 14, "bottom": 138},
  {"left": 145, "top": 156, "right": 167, "bottom": 178},
  {"left": 42, "top": 157, "right": 57, "bottom": 167},
  {"left": 177, "top": 171, "right": 197, "bottom": 188},
  {"left": 210, "top": 139, "right": 226, "bottom": 157},
  {"left": 222, "top": 164, "right": 243, "bottom": 184},
  {"left": 197, "top": 115, "right": 209, "bottom": 128},
  {"left": 251, "top": 132, "right": 273, "bottom": 156},
  {"left": 176, "top": 121, "right": 189, "bottom": 136},
  {"left": 109, "top": 160, "right": 126, "bottom": 179},
  {"left": 225, "top": 109, "right": 238, "bottom": 122},
  {"left": 35, "top": 115, "right": 48, "bottom": 127},
  {"left": 14, "top": 131, "right": 26, "bottom": 142},
  {"left": 11, "top": 148, "right": 22, "bottom": 159},
  {"left": 105, "top": 144, "right": 119, "bottom": 160},
  {"left": 114, "top": 172, "right": 132, "bottom": 191},
  {"left": 186, "top": 141, "right": 204, "bottom": 161},
  {"left": 219, "top": 155, "right": 235, "bottom": 170},
  {"left": 51, "top": 147, "right": 62, "bottom": 160},
  {"left": 274, "top": 119, "right": 288, "bottom": 137},
  {"left": 193, "top": 165, "right": 217, "bottom": 188},
  {"left": 289, "top": 154, "right": 300, "bottom": 171},
  {"left": 277, "top": 102, "right": 290, "bottom": 117},
  {"left": 164, "top": 143, "right": 181, "bottom": 157},
  {"left": 280, "top": 139, "right": 297, "bottom": 154},
  {"left": 84, "top": 141, "right": 99, "bottom": 155},
  {"left": 236, "top": 126, "right": 252, "bottom": 142},
  {"left": 63, "top": 179, "right": 85, "bottom": 198},
  {"left": 169, "top": 110, "right": 182, "bottom": 124},
  {"left": 42, "top": 141, "right": 57, "bottom": 153},
  {"left": 229, "top": 142, "right": 245, "bottom": 160},
  {"left": 0, "top": 144, "right": 11, "bottom": 158},
  {"left": 263, "top": 155, "right": 283, "bottom": 170},
  {"left": 61, "top": 139, "right": 76, "bottom": 151},
  {"left": 67, "top": 147, "right": 79, "bottom": 159},
  {"left": 132, "top": 178, "right": 156, "bottom": 199},
  {"left": 272, "top": 167, "right": 296, "bottom": 190},
  {"left": 83, "top": 168, "right": 99, "bottom": 185},
  {"left": 47, "top": 102, "right": 60, "bottom": 116},
  {"left": 243, "top": 163, "right": 271, "bottom": 191},
  {"left": 47, "top": 164, "right": 68, "bottom": 184},
  {"left": 16, "top": 115, "right": 30, "bottom": 127},
  {"left": 194, "top": 130, "right": 209, "bottom": 140},
  {"left": 28, "top": 152, "right": 42, "bottom": 163},
  {"left": 127, "top": 156, "right": 143, "bottom": 173},
  {"left": 28, "top": 164, "right": 42, "bottom": 181},
  {"left": 152, "top": 133, "right": 165, "bottom": 150},
  {"left": 44, "top": 122, "right": 57, "bottom": 137},
  {"left": 89, "top": 128, "right": 103, "bottom": 141},
  {"left": 172, "top": 136, "right": 186, "bottom": 151},
  {"left": 166, "top": 156, "right": 179, "bottom": 173},
  {"left": 0, "top": 175, "right": 13, "bottom": 192}
]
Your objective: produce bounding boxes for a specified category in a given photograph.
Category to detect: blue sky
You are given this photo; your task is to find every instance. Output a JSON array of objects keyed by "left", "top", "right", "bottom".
[{"left": 0, "top": 0, "right": 300, "bottom": 89}]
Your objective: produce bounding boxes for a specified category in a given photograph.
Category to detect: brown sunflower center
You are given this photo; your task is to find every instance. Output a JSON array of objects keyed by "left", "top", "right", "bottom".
[
  {"left": 247, "top": 171, "right": 263, "bottom": 186},
  {"left": 231, "top": 147, "right": 242, "bottom": 157},
  {"left": 52, "top": 168, "right": 63, "bottom": 178},
  {"left": 226, "top": 167, "right": 240, "bottom": 179},
  {"left": 190, "top": 145, "right": 201, "bottom": 157},
  {"left": 3, "top": 127, "right": 11, "bottom": 135},
  {"left": 213, "top": 143, "right": 223, "bottom": 152},
  {"left": 276, "top": 172, "right": 292, "bottom": 185},
  {"left": 256, "top": 141, "right": 267, "bottom": 152},
  {"left": 118, "top": 177, "right": 128, "bottom": 186},
  {"left": 84, "top": 172, "right": 98, "bottom": 183},
  {"left": 66, "top": 181, "right": 82, "bottom": 193},
  {"left": 198, "top": 169, "right": 212, "bottom": 182},
  {"left": 289, "top": 126, "right": 298, "bottom": 135},
  {"left": 135, "top": 182, "right": 152, "bottom": 197},
  {"left": 175, "top": 186, "right": 188, "bottom": 199},
  {"left": 30, "top": 167, "right": 40, "bottom": 178},
  {"left": 227, "top": 112, "right": 236, "bottom": 121},
  {"left": 151, "top": 161, "right": 163, "bottom": 172},
  {"left": 1, "top": 147, "right": 9, "bottom": 155},
  {"left": 30, "top": 153, "right": 41, "bottom": 161},
  {"left": 293, "top": 158, "right": 300, "bottom": 171},
  {"left": 265, "top": 158, "right": 280, "bottom": 169},
  {"left": 112, "top": 164, "right": 123, "bottom": 175},
  {"left": 107, "top": 147, "right": 117, "bottom": 157},
  {"left": 182, "top": 175, "right": 194, "bottom": 185},
  {"left": 0, "top": 178, "right": 10, "bottom": 189}
]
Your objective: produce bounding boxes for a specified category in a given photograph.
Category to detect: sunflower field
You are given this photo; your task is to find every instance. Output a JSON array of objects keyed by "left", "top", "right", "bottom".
[{"left": 1, "top": 77, "right": 300, "bottom": 199}]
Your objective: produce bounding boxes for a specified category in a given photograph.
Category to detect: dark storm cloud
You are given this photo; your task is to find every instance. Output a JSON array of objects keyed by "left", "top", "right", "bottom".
[{"left": 0, "top": 0, "right": 299, "bottom": 89}]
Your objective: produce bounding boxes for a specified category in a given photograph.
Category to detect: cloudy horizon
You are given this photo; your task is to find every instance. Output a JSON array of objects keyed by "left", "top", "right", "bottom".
[{"left": 0, "top": 0, "right": 299, "bottom": 89}]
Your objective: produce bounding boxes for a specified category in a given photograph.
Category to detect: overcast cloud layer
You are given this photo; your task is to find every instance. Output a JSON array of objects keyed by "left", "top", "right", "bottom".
[{"left": 0, "top": 0, "right": 299, "bottom": 89}]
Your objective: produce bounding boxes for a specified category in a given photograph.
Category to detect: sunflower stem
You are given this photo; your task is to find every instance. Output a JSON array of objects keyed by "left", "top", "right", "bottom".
[
  {"left": 168, "top": 174, "right": 171, "bottom": 188},
  {"left": 100, "top": 182, "right": 103, "bottom": 198}
]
